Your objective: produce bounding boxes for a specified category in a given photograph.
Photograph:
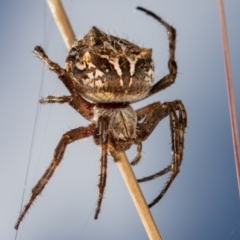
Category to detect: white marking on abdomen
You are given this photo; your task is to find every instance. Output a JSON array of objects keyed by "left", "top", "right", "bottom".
[
  {"left": 100, "top": 55, "right": 122, "bottom": 77},
  {"left": 129, "top": 77, "right": 133, "bottom": 87},
  {"left": 76, "top": 62, "right": 86, "bottom": 70},
  {"left": 94, "top": 69, "right": 104, "bottom": 78}
]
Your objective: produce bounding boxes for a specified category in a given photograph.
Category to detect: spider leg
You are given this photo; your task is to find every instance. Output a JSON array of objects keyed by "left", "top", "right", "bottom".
[
  {"left": 15, "top": 124, "right": 95, "bottom": 230},
  {"left": 137, "top": 7, "right": 177, "bottom": 97},
  {"left": 137, "top": 102, "right": 170, "bottom": 141},
  {"left": 138, "top": 166, "right": 171, "bottom": 182},
  {"left": 130, "top": 142, "right": 142, "bottom": 165},
  {"left": 40, "top": 95, "right": 94, "bottom": 120},
  {"left": 136, "top": 100, "right": 187, "bottom": 208},
  {"left": 40, "top": 95, "right": 72, "bottom": 104},
  {"left": 94, "top": 116, "right": 109, "bottom": 219},
  {"left": 130, "top": 102, "right": 165, "bottom": 165},
  {"left": 136, "top": 102, "right": 162, "bottom": 121},
  {"left": 34, "top": 46, "right": 94, "bottom": 119}
]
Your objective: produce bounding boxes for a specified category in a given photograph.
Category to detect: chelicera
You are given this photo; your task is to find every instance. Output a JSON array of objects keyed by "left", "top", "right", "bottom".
[{"left": 15, "top": 6, "right": 187, "bottom": 230}]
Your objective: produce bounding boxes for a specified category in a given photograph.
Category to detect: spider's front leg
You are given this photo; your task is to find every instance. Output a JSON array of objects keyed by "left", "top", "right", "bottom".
[
  {"left": 93, "top": 116, "right": 109, "bottom": 219},
  {"left": 136, "top": 100, "right": 187, "bottom": 208},
  {"left": 15, "top": 124, "right": 95, "bottom": 230},
  {"left": 137, "top": 7, "right": 177, "bottom": 97}
]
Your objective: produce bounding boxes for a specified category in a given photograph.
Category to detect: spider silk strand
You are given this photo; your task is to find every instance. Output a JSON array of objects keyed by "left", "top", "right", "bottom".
[{"left": 218, "top": 0, "right": 240, "bottom": 198}]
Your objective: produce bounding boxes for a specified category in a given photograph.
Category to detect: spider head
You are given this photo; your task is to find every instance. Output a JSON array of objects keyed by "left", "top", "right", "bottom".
[{"left": 65, "top": 27, "right": 154, "bottom": 103}]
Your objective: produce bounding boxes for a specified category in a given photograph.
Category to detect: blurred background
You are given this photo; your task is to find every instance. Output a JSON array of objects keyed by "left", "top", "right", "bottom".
[{"left": 0, "top": 0, "right": 240, "bottom": 239}]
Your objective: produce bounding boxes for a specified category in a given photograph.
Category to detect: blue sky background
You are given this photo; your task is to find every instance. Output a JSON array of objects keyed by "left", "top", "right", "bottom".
[{"left": 1, "top": 0, "right": 240, "bottom": 239}]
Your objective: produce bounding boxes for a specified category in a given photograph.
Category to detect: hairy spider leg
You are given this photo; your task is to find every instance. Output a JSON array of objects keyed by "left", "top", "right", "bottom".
[
  {"left": 40, "top": 95, "right": 94, "bottom": 121},
  {"left": 135, "top": 100, "right": 187, "bottom": 208},
  {"left": 15, "top": 124, "right": 95, "bottom": 230},
  {"left": 137, "top": 7, "right": 177, "bottom": 97},
  {"left": 93, "top": 116, "right": 109, "bottom": 219},
  {"left": 130, "top": 103, "right": 165, "bottom": 166},
  {"left": 34, "top": 46, "right": 94, "bottom": 120},
  {"left": 130, "top": 142, "right": 142, "bottom": 165},
  {"left": 130, "top": 102, "right": 165, "bottom": 165}
]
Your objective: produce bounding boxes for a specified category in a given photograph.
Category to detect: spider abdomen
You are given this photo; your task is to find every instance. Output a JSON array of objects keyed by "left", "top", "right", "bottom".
[{"left": 65, "top": 27, "right": 154, "bottom": 103}]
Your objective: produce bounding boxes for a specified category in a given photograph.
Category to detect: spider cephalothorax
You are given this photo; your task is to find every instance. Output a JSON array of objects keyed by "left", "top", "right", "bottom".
[{"left": 15, "top": 6, "right": 187, "bottom": 230}]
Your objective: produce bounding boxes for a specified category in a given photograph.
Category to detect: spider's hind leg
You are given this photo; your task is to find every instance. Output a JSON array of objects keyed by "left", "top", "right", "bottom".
[
  {"left": 40, "top": 95, "right": 72, "bottom": 104},
  {"left": 34, "top": 46, "right": 95, "bottom": 120},
  {"left": 40, "top": 95, "right": 94, "bottom": 120},
  {"left": 34, "top": 46, "right": 85, "bottom": 99},
  {"left": 137, "top": 7, "right": 177, "bottom": 97},
  {"left": 136, "top": 100, "right": 187, "bottom": 208}
]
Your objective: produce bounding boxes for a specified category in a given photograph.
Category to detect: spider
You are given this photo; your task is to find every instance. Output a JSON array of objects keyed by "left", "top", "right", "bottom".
[{"left": 15, "top": 6, "right": 187, "bottom": 230}]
